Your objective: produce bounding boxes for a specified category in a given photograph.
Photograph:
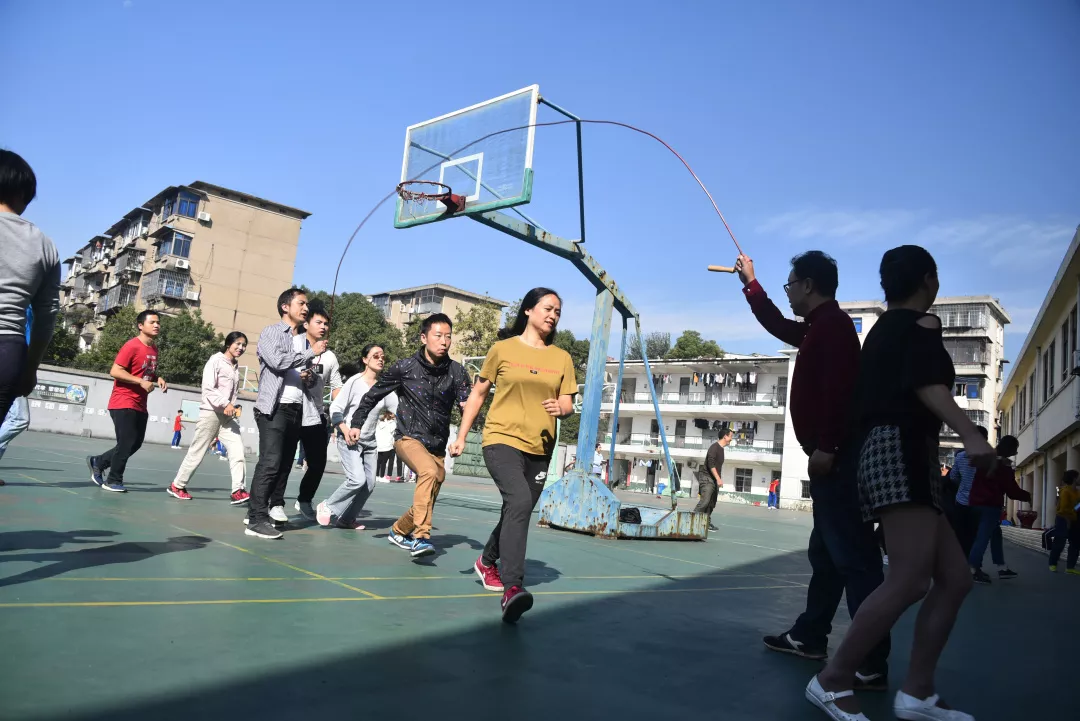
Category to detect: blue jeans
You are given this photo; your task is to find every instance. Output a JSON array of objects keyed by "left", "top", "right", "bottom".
[
  {"left": 171, "top": 430, "right": 182, "bottom": 446},
  {"left": 767, "top": 491, "right": 778, "bottom": 508},
  {"left": 968, "top": 505, "right": 1004, "bottom": 569},
  {"left": 1049, "top": 515, "right": 1080, "bottom": 569},
  {"left": 0, "top": 396, "right": 30, "bottom": 461}
]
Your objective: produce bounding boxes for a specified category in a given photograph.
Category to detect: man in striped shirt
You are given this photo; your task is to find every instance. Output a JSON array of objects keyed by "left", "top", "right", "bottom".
[{"left": 245, "top": 288, "right": 327, "bottom": 540}]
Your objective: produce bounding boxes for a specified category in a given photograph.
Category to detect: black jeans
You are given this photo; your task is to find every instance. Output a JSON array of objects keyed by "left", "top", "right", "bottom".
[
  {"left": 790, "top": 457, "right": 891, "bottom": 673},
  {"left": 96, "top": 409, "right": 149, "bottom": 485},
  {"left": 377, "top": 450, "right": 397, "bottom": 477},
  {"left": 249, "top": 404, "right": 303, "bottom": 524},
  {"left": 694, "top": 477, "right": 719, "bottom": 522},
  {"left": 482, "top": 444, "right": 550, "bottom": 589},
  {"left": 292, "top": 422, "right": 329, "bottom": 504},
  {"left": 0, "top": 336, "right": 27, "bottom": 424},
  {"left": 947, "top": 503, "right": 978, "bottom": 558}
]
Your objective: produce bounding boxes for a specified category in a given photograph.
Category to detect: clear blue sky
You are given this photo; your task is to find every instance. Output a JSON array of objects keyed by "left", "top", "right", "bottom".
[{"left": 3, "top": 0, "right": 1078, "bottom": 363}]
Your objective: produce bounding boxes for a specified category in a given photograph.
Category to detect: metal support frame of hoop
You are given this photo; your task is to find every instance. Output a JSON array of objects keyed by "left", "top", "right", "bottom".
[{"left": 397, "top": 97, "right": 707, "bottom": 541}]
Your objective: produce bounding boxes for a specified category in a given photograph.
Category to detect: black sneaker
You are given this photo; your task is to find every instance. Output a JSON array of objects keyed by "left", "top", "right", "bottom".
[
  {"left": 998, "top": 568, "right": 1018, "bottom": 580},
  {"left": 708, "top": 523, "right": 720, "bottom": 531},
  {"left": 763, "top": 633, "right": 828, "bottom": 660},
  {"left": 972, "top": 569, "right": 992, "bottom": 584},
  {"left": 853, "top": 670, "right": 888, "bottom": 692},
  {"left": 245, "top": 522, "right": 283, "bottom": 540},
  {"left": 87, "top": 456, "right": 104, "bottom": 487}
]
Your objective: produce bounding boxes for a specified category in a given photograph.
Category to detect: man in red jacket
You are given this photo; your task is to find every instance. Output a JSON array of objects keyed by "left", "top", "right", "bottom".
[
  {"left": 967, "top": 434, "right": 1030, "bottom": 584},
  {"left": 736, "top": 251, "right": 889, "bottom": 689}
]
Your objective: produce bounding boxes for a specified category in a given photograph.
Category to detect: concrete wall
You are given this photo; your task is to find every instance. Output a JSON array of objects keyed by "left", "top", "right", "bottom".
[{"left": 28, "top": 365, "right": 261, "bottom": 455}]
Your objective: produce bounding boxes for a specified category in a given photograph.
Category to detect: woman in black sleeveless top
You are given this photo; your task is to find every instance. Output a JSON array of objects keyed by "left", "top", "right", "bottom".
[{"left": 806, "top": 246, "right": 995, "bottom": 721}]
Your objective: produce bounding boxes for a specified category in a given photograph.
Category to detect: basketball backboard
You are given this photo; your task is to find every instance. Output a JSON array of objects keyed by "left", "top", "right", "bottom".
[{"left": 395, "top": 85, "right": 539, "bottom": 228}]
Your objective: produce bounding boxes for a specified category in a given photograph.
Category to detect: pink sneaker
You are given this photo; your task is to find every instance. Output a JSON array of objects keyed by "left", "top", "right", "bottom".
[
  {"left": 316, "top": 501, "right": 332, "bottom": 527},
  {"left": 474, "top": 557, "right": 504, "bottom": 592},
  {"left": 230, "top": 489, "right": 250, "bottom": 505},
  {"left": 336, "top": 520, "right": 366, "bottom": 530},
  {"left": 167, "top": 484, "right": 192, "bottom": 501},
  {"left": 501, "top": 586, "right": 533, "bottom": 624}
]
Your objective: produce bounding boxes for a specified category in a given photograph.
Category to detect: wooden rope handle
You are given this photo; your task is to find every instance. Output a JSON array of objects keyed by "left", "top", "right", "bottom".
[{"left": 707, "top": 265, "right": 736, "bottom": 273}]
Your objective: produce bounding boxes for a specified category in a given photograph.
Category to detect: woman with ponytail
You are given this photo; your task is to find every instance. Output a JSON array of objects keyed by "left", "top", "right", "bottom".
[{"left": 449, "top": 288, "right": 578, "bottom": 623}]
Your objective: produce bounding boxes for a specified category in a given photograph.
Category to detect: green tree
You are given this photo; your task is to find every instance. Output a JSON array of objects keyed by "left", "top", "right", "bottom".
[
  {"left": 453, "top": 303, "right": 501, "bottom": 358},
  {"left": 503, "top": 297, "right": 521, "bottom": 329},
  {"left": 666, "top": 330, "right": 724, "bottom": 360},
  {"left": 625, "top": 331, "right": 671, "bottom": 360},
  {"left": 73, "top": 306, "right": 139, "bottom": 374},
  {"left": 155, "top": 310, "right": 223, "bottom": 385},
  {"left": 304, "top": 290, "right": 409, "bottom": 367},
  {"left": 553, "top": 329, "right": 590, "bottom": 374},
  {"left": 43, "top": 324, "right": 80, "bottom": 366}
]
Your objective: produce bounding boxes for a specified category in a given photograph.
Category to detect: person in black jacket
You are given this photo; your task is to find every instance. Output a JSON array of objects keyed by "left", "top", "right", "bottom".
[{"left": 351, "top": 313, "right": 470, "bottom": 558}]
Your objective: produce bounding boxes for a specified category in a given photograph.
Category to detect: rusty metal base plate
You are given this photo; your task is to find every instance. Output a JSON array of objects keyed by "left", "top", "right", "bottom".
[{"left": 537, "top": 471, "right": 709, "bottom": 540}]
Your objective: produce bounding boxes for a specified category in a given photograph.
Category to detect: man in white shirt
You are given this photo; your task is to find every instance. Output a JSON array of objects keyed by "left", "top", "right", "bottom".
[{"left": 283, "top": 304, "right": 342, "bottom": 520}]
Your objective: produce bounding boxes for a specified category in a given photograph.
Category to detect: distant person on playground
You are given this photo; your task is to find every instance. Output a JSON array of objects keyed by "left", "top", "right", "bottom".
[
  {"left": 87, "top": 311, "right": 169, "bottom": 493},
  {"left": 807, "top": 245, "right": 995, "bottom": 721},
  {"left": 166, "top": 332, "right": 250, "bottom": 504},
  {"left": 735, "top": 251, "right": 890, "bottom": 686},
  {"left": 171, "top": 410, "right": 185, "bottom": 448},
  {"left": 375, "top": 411, "right": 398, "bottom": 481},
  {"left": 768, "top": 476, "right": 781, "bottom": 510},
  {"left": 0, "top": 149, "right": 60, "bottom": 437},
  {"left": 1048, "top": 469, "right": 1080, "bottom": 574},
  {"left": 696, "top": 427, "right": 732, "bottom": 531},
  {"left": 352, "top": 313, "right": 471, "bottom": 559},
  {"left": 965, "top": 434, "right": 1030, "bottom": 584},
  {"left": 318, "top": 343, "right": 397, "bottom": 530},
  {"left": 450, "top": 288, "right": 577, "bottom": 623},
  {"left": 246, "top": 288, "right": 327, "bottom": 540}
]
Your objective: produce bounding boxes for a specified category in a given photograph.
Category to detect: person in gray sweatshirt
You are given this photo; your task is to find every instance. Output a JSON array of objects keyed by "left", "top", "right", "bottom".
[{"left": 0, "top": 150, "right": 61, "bottom": 424}]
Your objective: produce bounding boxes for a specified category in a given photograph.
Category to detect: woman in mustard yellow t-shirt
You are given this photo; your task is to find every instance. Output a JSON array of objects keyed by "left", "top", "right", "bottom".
[{"left": 450, "top": 287, "right": 577, "bottom": 623}]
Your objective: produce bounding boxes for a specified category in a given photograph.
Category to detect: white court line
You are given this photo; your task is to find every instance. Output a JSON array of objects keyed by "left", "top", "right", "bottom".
[{"left": 439, "top": 491, "right": 503, "bottom": 506}]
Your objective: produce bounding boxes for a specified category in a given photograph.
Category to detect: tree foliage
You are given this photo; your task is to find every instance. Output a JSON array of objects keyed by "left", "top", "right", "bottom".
[
  {"left": 303, "top": 290, "right": 409, "bottom": 367},
  {"left": 155, "top": 310, "right": 223, "bottom": 385},
  {"left": 73, "top": 306, "right": 140, "bottom": 374},
  {"left": 43, "top": 324, "right": 80, "bottom": 367},
  {"left": 666, "top": 330, "right": 724, "bottom": 360},
  {"left": 625, "top": 331, "right": 672, "bottom": 360},
  {"left": 503, "top": 297, "right": 521, "bottom": 329},
  {"left": 453, "top": 303, "right": 501, "bottom": 359}
]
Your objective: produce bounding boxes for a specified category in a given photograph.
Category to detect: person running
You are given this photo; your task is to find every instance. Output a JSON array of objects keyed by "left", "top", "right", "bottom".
[
  {"left": 350, "top": 313, "right": 471, "bottom": 558},
  {"left": 0, "top": 150, "right": 60, "bottom": 429},
  {"left": 768, "top": 476, "right": 781, "bottom": 510},
  {"left": 375, "top": 411, "right": 397, "bottom": 481},
  {"left": 87, "top": 311, "right": 169, "bottom": 493},
  {"left": 966, "top": 434, "right": 1030, "bottom": 584},
  {"left": 246, "top": 288, "right": 327, "bottom": 540},
  {"left": 283, "top": 303, "right": 342, "bottom": 521},
  {"left": 318, "top": 344, "right": 397, "bottom": 530},
  {"left": 1048, "top": 470, "right": 1080, "bottom": 574},
  {"left": 735, "top": 251, "right": 890, "bottom": 686},
  {"left": 449, "top": 288, "right": 577, "bottom": 623},
  {"left": 807, "top": 245, "right": 995, "bottom": 721},
  {"left": 166, "top": 332, "right": 250, "bottom": 503},
  {"left": 171, "top": 410, "right": 185, "bottom": 449},
  {"left": 696, "top": 428, "right": 731, "bottom": 530}
]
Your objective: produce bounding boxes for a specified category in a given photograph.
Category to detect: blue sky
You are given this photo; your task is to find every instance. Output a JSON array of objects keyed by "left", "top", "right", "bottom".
[{"left": 3, "top": 0, "right": 1078, "bottom": 363}]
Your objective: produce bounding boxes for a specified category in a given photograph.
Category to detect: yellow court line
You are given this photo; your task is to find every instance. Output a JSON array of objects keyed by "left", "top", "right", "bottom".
[
  {"left": 169, "top": 524, "right": 384, "bottom": 600},
  {"left": 18, "top": 473, "right": 81, "bottom": 497},
  {"left": 0, "top": 583, "right": 800, "bottom": 608},
  {"left": 43, "top": 572, "right": 814, "bottom": 583}
]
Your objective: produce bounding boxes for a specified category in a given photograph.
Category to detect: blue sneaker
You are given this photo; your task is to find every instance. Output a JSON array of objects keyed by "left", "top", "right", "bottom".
[
  {"left": 387, "top": 530, "right": 414, "bottom": 550},
  {"left": 86, "top": 456, "right": 104, "bottom": 487},
  {"left": 101, "top": 481, "right": 127, "bottom": 493},
  {"left": 408, "top": 538, "right": 435, "bottom": 558}
]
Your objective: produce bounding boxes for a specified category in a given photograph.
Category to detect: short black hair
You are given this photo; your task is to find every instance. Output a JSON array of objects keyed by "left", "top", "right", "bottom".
[
  {"left": 879, "top": 245, "right": 937, "bottom": 303},
  {"left": 307, "top": 301, "right": 330, "bottom": 323},
  {"left": 1064, "top": 470, "right": 1079, "bottom": 485},
  {"left": 0, "top": 149, "right": 37, "bottom": 211},
  {"left": 136, "top": 310, "right": 159, "bottom": 326},
  {"left": 791, "top": 250, "right": 839, "bottom": 298},
  {"left": 277, "top": 287, "right": 306, "bottom": 317},
  {"left": 975, "top": 425, "right": 989, "bottom": 440},
  {"left": 422, "top": 313, "right": 453, "bottom": 335},
  {"left": 719, "top": 427, "right": 733, "bottom": 439},
  {"left": 997, "top": 434, "right": 1019, "bottom": 456}
]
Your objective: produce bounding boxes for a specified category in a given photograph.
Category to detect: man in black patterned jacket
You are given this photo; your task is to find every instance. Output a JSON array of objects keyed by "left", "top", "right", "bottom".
[{"left": 351, "top": 313, "right": 470, "bottom": 558}]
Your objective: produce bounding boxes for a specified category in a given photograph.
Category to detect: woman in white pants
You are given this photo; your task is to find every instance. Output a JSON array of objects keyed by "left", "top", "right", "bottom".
[
  {"left": 167, "top": 332, "right": 249, "bottom": 503},
  {"left": 317, "top": 344, "right": 397, "bottom": 530}
]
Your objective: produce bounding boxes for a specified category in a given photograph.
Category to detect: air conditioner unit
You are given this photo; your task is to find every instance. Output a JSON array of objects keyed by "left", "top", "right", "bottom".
[
  {"left": 197, "top": 211, "right": 212, "bottom": 223},
  {"left": 185, "top": 291, "right": 200, "bottom": 302},
  {"left": 1072, "top": 349, "right": 1080, "bottom": 377},
  {"left": 175, "top": 259, "right": 191, "bottom": 270}
]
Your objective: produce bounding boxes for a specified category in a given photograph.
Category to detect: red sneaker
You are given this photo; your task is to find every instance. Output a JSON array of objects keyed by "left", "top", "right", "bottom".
[
  {"left": 167, "top": 484, "right": 193, "bottom": 501},
  {"left": 474, "top": 557, "right": 504, "bottom": 592},
  {"left": 230, "top": 489, "right": 250, "bottom": 505},
  {"left": 501, "top": 586, "right": 533, "bottom": 624}
]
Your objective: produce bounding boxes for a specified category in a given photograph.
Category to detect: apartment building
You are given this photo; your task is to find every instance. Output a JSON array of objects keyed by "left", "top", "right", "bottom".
[
  {"left": 997, "top": 227, "right": 1080, "bottom": 527},
  {"left": 599, "top": 355, "right": 789, "bottom": 505},
  {"left": 367, "top": 283, "right": 509, "bottom": 360},
  {"left": 60, "top": 182, "right": 310, "bottom": 377},
  {"left": 840, "top": 296, "right": 1011, "bottom": 460}
]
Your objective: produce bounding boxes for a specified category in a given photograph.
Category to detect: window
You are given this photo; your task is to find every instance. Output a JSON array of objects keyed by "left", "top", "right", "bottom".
[
  {"left": 1071, "top": 306, "right": 1078, "bottom": 367},
  {"left": 850, "top": 316, "right": 863, "bottom": 333},
  {"left": 773, "top": 423, "right": 785, "bottom": 448},
  {"left": 1018, "top": 385, "right": 1026, "bottom": 426},
  {"left": 162, "top": 196, "right": 174, "bottom": 219},
  {"left": 1063, "top": 321, "right": 1071, "bottom": 382},
  {"left": 776, "top": 376, "right": 788, "bottom": 407},
  {"left": 800, "top": 480, "right": 811, "bottom": 499},
  {"left": 371, "top": 295, "right": 390, "bottom": 319},
  {"left": 1029, "top": 373, "right": 1036, "bottom": 417},
  {"left": 966, "top": 382, "right": 981, "bottom": 400},
  {"left": 943, "top": 339, "right": 987, "bottom": 365},
  {"left": 159, "top": 231, "right": 192, "bottom": 259},
  {"left": 734, "top": 468, "right": 753, "bottom": 493},
  {"left": 1046, "top": 342, "right": 1056, "bottom": 400},
  {"left": 177, "top": 192, "right": 199, "bottom": 218}
]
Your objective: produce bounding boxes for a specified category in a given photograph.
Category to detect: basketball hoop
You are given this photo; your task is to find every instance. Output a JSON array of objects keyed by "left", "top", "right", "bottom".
[{"left": 396, "top": 180, "right": 467, "bottom": 219}]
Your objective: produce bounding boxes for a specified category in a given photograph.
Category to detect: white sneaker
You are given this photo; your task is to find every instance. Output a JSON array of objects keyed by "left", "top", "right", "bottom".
[
  {"left": 269, "top": 505, "right": 288, "bottom": 523},
  {"left": 805, "top": 676, "right": 869, "bottom": 721},
  {"left": 894, "top": 692, "right": 973, "bottom": 720},
  {"left": 882, "top": 555, "right": 890, "bottom": 567}
]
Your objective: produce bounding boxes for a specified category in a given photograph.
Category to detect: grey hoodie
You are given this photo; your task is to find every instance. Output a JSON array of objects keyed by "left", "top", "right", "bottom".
[{"left": 0, "top": 212, "right": 60, "bottom": 350}]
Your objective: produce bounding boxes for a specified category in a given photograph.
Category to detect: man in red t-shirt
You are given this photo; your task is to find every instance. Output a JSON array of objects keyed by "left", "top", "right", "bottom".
[{"left": 87, "top": 310, "right": 168, "bottom": 492}]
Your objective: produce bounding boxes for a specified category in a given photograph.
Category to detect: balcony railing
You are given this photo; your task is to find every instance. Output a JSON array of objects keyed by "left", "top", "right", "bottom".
[
  {"left": 605, "top": 390, "right": 780, "bottom": 408},
  {"left": 98, "top": 284, "right": 138, "bottom": 314},
  {"left": 941, "top": 410, "right": 989, "bottom": 437},
  {"left": 605, "top": 433, "right": 781, "bottom": 456},
  {"left": 142, "top": 269, "right": 190, "bottom": 301},
  {"left": 114, "top": 251, "right": 145, "bottom": 275}
]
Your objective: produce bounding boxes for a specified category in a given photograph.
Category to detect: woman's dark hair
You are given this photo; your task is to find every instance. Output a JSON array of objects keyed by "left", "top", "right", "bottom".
[
  {"left": 997, "top": 434, "right": 1019, "bottom": 456},
  {"left": 359, "top": 344, "right": 383, "bottom": 370},
  {"left": 223, "top": 331, "right": 248, "bottom": 352},
  {"left": 879, "top": 245, "right": 937, "bottom": 303},
  {"left": 339, "top": 362, "right": 360, "bottom": 380},
  {"left": 498, "top": 287, "right": 562, "bottom": 344}
]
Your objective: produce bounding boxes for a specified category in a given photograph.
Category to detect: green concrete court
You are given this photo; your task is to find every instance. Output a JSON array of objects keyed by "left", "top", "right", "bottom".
[{"left": 0, "top": 431, "right": 1073, "bottom": 720}]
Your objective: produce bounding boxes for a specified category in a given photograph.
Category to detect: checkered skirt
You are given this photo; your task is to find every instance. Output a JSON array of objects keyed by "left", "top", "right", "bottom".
[{"left": 857, "top": 424, "right": 943, "bottom": 522}]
